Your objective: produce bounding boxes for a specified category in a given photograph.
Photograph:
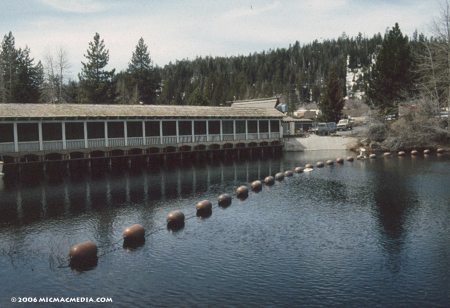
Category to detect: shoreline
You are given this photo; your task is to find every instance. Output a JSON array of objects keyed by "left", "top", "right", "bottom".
[{"left": 283, "top": 134, "right": 358, "bottom": 152}]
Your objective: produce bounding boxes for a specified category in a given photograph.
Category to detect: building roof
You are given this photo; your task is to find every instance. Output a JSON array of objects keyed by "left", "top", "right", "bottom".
[
  {"left": 230, "top": 97, "right": 280, "bottom": 109},
  {"left": 282, "top": 116, "right": 313, "bottom": 123},
  {"left": 295, "top": 110, "right": 317, "bottom": 119},
  {"left": 0, "top": 104, "right": 285, "bottom": 120}
]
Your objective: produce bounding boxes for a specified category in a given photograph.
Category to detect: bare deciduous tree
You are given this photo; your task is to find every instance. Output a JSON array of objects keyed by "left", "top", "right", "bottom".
[
  {"left": 40, "top": 51, "right": 58, "bottom": 104},
  {"left": 40, "top": 46, "right": 71, "bottom": 104},
  {"left": 417, "top": 1, "right": 450, "bottom": 127},
  {"left": 56, "top": 46, "right": 71, "bottom": 103}
]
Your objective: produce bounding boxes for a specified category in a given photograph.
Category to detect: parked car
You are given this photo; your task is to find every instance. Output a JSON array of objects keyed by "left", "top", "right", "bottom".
[
  {"left": 337, "top": 119, "right": 353, "bottom": 131},
  {"left": 309, "top": 122, "right": 337, "bottom": 136},
  {"left": 385, "top": 115, "right": 396, "bottom": 123},
  {"left": 352, "top": 116, "right": 369, "bottom": 126}
]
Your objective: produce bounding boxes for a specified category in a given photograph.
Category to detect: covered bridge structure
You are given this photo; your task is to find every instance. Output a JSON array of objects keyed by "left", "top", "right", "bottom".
[{"left": 0, "top": 104, "right": 284, "bottom": 165}]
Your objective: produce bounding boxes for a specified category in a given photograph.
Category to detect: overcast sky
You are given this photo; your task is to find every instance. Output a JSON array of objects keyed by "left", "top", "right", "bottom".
[{"left": 1, "top": 0, "right": 443, "bottom": 79}]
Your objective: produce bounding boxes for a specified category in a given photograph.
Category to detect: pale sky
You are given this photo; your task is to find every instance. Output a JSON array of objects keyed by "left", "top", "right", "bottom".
[{"left": 1, "top": 0, "right": 443, "bottom": 80}]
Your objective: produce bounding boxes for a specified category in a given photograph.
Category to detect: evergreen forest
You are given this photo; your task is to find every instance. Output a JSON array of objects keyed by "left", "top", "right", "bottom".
[{"left": 0, "top": 23, "right": 444, "bottom": 117}]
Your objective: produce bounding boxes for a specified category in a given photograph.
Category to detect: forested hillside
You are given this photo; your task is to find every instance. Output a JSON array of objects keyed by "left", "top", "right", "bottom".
[
  {"left": 0, "top": 30, "right": 426, "bottom": 108},
  {"left": 158, "top": 32, "right": 383, "bottom": 107}
]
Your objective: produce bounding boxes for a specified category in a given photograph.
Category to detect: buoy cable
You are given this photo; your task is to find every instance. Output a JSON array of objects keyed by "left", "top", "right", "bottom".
[{"left": 59, "top": 160, "right": 368, "bottom": 270}]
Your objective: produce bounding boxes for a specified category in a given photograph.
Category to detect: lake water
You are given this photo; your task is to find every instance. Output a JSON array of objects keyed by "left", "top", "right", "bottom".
[{"left": 0, "top": 150, "right": 449, "bottom": 307}]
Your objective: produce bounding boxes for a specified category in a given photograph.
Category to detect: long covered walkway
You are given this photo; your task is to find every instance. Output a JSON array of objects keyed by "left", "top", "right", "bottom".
[{"left": 0, "top": 104, "right": 284, "bottom": 164}]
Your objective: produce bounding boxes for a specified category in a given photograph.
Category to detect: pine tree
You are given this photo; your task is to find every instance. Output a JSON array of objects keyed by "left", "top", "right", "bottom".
[
  {"left": 1, "top": 32, "right": 19, "bottom": 103},
  {"left": 318, "top": 65, "right": 345, "bottom": 123},
  {"left": 14, "top": 46, "right": 43, "bottom": 103},
  {"left": 78, "top": 33, "right": 115, "bottom": 104},
  {"left": 366, "top": 23, "right": 415, "bottom": 115},
  {"left": 127, "top": 38, "right": 159, "bottom": 104},
  {"left": 188, "top": 87, "right": 208, "bottom": 106}
]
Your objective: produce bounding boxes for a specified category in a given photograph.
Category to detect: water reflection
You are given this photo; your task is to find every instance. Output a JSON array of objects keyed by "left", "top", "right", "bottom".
[
  {"left": 367, "top": 157, "right": 421, "bottom": 272},
  {"left": 0, "top": 158, "right": 287, "bottom": 227},
  {"left": 1, "top": 152, "right": 450, "bottom": 307}
]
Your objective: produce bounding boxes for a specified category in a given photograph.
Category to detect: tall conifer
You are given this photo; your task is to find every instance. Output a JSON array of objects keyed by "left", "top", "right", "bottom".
[
  {"left": 127, "top": 38, "right": 159, "bottom": 104},
  {"left": 78, "top": 33, "right": 115, "bottom": 104},
  {"left": 318, "top": 65, "right": 345, "bottom": 123},
  {"left": 366, "top": 23, "right": 415, "bottom": 115}
]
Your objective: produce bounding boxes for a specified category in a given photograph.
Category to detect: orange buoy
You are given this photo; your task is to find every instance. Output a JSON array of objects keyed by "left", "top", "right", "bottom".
[
  {"left": 437, "top": 148, "right": 444, "bottom": 154},
  {"left": 275, "top": 172, "right": 284, "bottom": 181},
  {"left": 305, "top": 164, "right": 313, "bottom": 169},
  {"left": 346, "top": 157, "right": 354, "bottom": 162},
  {"left": 69, "top": 241, "right": 98, "bottom": 267},
  {"left": 284, "top": 170, "right": 293, "bottom": 177},
  {"left": 236, "top": 186, "right": 249, "bottom": 198},
  {"left": 123, "top": 224, "right": 145, "bottom": 241},
  {"left": 411, "top": 150, "right": 418, "bottom": 155},
  {"left": 123, "top": 224, "right": 146, "bottom": 248},
  {"left": 398, "top": 151, "right": 406, "bottom": 156},
  {"left": 196, "top": 200, "right": 212, "bottom": 217},
  {"left": 383, "top": 152, "right": 391, "bottom": 157},
  {"left": 166, "top": 210, "right": 185, "bottom": 229},
  {"left": 251, "top": 180, "right": 263, "bottom": 192},
  {"left": 218, "top": 193, "right": 232, "bottom": 207},
  {"left": 265, "top": 176, "right": 275, "bottom": 185},
  {"left": 336, "top": 158, "right": 344, "bottom": 164},
  {"left": 294, "top": 167, "right": 305, "bottom": 173},
  {"left": 369, "top": 154, "right": 377, "bottom": 158},
  {"left": 357, "top": 155, "right": 362, "bottom": 159},
  {"left": 424, "top": 149, "right": 431, "bottom": 154},
  {"left": 326, "top": 160, "right": 334, "bottom": 165},
  {"left": 316, "top": 162, "right": 324, "bottom": 168}
]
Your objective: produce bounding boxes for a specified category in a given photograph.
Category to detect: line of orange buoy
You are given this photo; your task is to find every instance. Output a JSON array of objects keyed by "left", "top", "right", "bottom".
[{"left": 68, "top": 148, "right": 448, "bottom": 269}]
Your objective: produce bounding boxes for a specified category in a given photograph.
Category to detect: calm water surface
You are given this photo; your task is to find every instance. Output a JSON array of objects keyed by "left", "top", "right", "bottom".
[{"left": 0, "top": 151, "right": 449, "bottom": 307}]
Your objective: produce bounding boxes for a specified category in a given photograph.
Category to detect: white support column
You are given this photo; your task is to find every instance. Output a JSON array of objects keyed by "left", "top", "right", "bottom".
[
  {"left": 191, "top": 120, "right": 195, "bottom": 142},
  {"left": 104, "top": 121, "right": 109, "bottom": 147},
  {"left": 279, "top": 120, "right": 282, "bottom": 138},
  {"left": 13, "top": 122, "right": 18, "bottom": 152},
  {"left": 257, "top": 120, "right": 260, "bottom": 139},
  {"left": 124, "top": 121, "right": 128, "bottom": 146},
  {"left": 206, "top": 120, "right": 209, "bottom": 141},
  {"left": 233, "top": 120, "right": 236, "bottom": 141},
  {"left": 245, "top": 120, "right": 248, "bottom": 140},
  {"left": 38, "top": 122, "right": 43, "bottom": 151},
  {"left": 176, "top": 120, "right": 179, "bottom": 143},
  {"left": 159, "top": 121, "right": 163, "bottom": 145},
  {"left": 268, "top": 119, "right": 271, "bottom": 138},
  {"left": 84, "top": 121, "right": 88, "bottom": 148},
  {"left": 62, "top": 122, "right": 66, "bottom": 150},
  {"left": 142, "top": 120, "right": 146, "bottom": 145},
  {"left": 220, "top": 120, "right": 223, "bottom": 141}
]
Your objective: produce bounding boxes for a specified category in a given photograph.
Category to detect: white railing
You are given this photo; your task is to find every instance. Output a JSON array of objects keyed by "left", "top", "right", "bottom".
[
  {"left": 162, "top": 136, "right": 177, "bottom": 144},
  {"left": 0, "top": 143, "right": 15, "bottom": 153},
  {"left": 223, "top": 134, "right": 234, "bottom": 141},
  {"left": 208, "top": 135, "right": 221, "bottom": 142},
  {"left": 0, "top": 129, "right": 283, "bottom": 155},
  {"left": 271, "top": 132, "right": 280, "bottom": 139},
  {"left": 88, "top": 139, "right": 106, "bottom": 148},
  {"left": 260, "top": 133, "right": 270, "bottom": 139},
  {"left": 235, "top": 134, "right": 246, "bottom": 140},
  {"left": 18, "top": 142, "right": 40, "bottom": 152},
  {"left": 194, "top": 135, "right": 207, "bottom": 142},
  {"left": 247, "top": 133, "right": 258, "bottom": 140},
  {"left": 108, "top": 138, "right": 125, "bottom": 147},
  {"left": 146, "top": 137, "right": 161, "bottom": 145},
  {"left": 179, "top": 136, "right": 192, "bottom": 143},
  {"left": 66, "top": 140, "right": 85, "bottom": 149},
  {"left": 43, "top": 141, "right": 64, "bottom": 151},
  {"left": 128, "top": 137, "right": 144, "bottom": 146}
]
